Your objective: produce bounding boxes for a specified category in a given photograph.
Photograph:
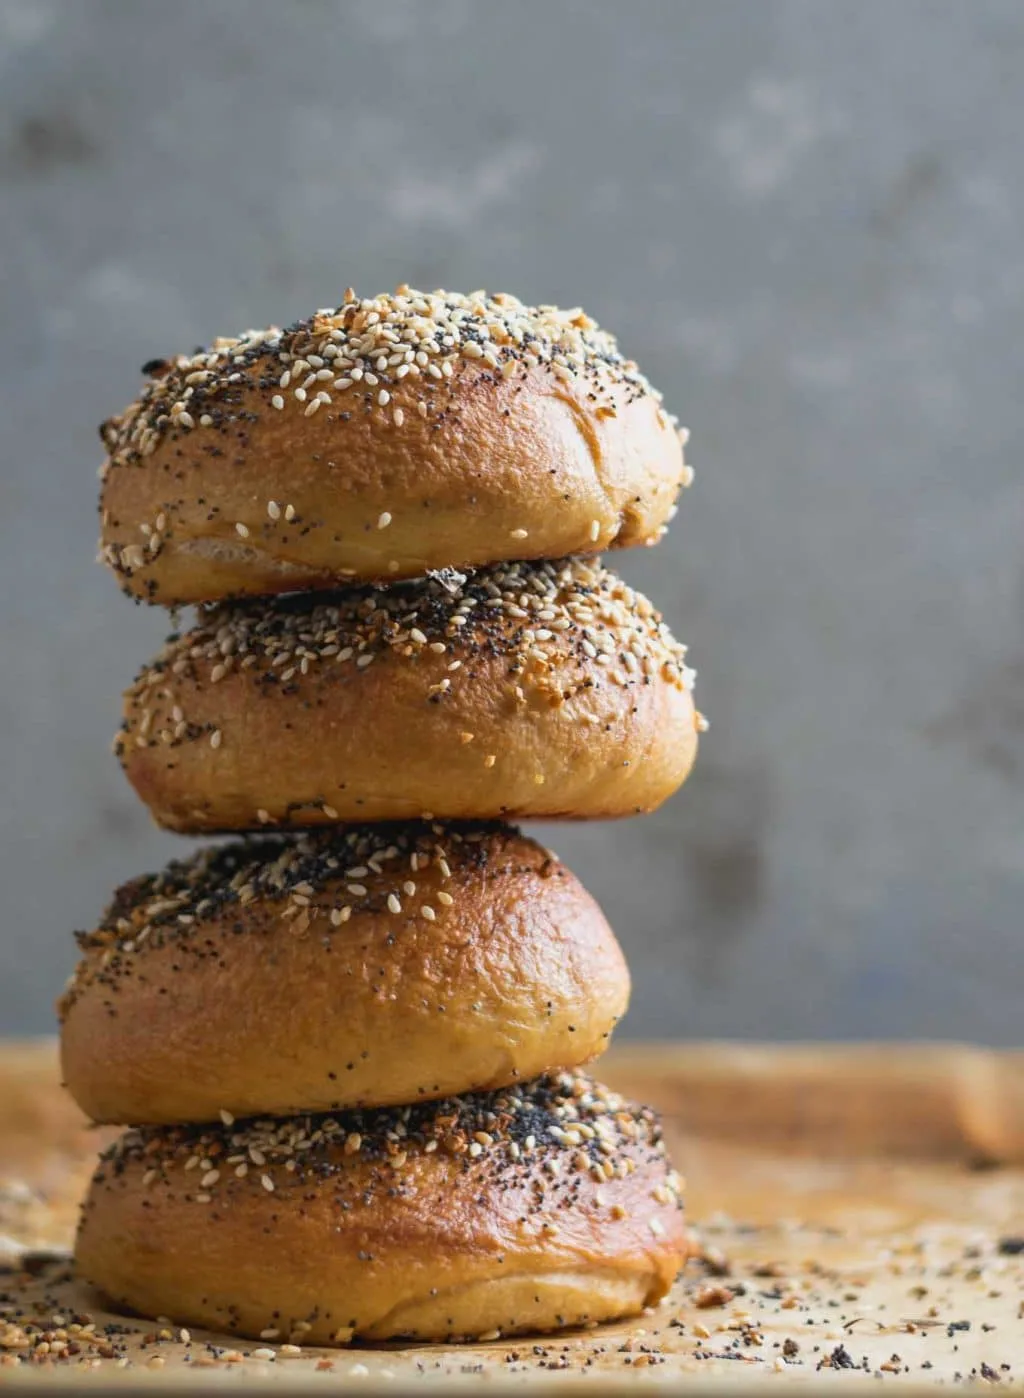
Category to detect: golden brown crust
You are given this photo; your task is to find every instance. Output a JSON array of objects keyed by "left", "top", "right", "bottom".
[
  {"left": 75, "top": 1075, "right": 688, "bottom": 1344},
  {"left": 98, "top": 289, "right": 689, "bottom": 605},
  {"left": 117, "top": 558, "right": 700, "bottom": 832},
  {"left": 59, "top": 824, "right": 630, "bottom": 1125}
]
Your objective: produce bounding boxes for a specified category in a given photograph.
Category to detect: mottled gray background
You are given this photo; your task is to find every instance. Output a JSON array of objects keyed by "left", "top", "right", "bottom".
[{"left": 1, "top": 0, "right": 1021, "bottom": 1041}]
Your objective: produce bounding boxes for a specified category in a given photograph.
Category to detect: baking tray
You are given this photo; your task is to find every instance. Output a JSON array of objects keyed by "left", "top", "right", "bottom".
[{"left": 2, "top": 1039, "right": 1022, "bottom": 1392}]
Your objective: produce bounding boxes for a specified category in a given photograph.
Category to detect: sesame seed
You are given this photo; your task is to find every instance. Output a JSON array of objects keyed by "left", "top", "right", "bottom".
[
  {"left": 267, "top": 500, "right": 281, "bottom": 520},
  {"left": 377, "top": 512, "right": 392, "bottom": 529},
  {"left": 271, "top": 395, "right": 284, "bottom": 410},
  {"left": 209, "top": 730, "right": 222, "bottom": 750},
  {"left": 421, "top": 905, "right": 436, "bottom": 920},
  {"left": 261, "top": 1174, "right": 275, "bottom": 1193},
  {"left": 387, "top": 893, "right": 402, "bottom": 914},
  {"left": 510, "top": 528, "right": 529, "bottom": 539},
  {"left": 590, "top": 519, "right": 601, "bottom": 542},
  {"left": 284, "top": 504, "right": 296, "bottom": 522},
  {"left": 235, "top": 522, "right": 250, "bottom": 538}
]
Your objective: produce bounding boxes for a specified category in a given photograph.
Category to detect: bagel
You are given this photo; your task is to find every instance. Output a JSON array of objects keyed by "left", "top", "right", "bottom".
[
  {"left": 59, "top": 823, "right": 629, "bottom": 1125},
  {"left": 98, "top": 288, "right": 690, "bottom": 605},
  {"left": 117, "top": 557, "right": 701, "bottom": 832},
  {"left": 76, "top": 1073, "right": 687, "bottom": 1344}
]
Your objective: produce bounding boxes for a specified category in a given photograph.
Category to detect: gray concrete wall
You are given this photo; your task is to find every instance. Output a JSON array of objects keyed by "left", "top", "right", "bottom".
[{"left": 1, "top": 0, "right": 1021, "bottom": 1040}]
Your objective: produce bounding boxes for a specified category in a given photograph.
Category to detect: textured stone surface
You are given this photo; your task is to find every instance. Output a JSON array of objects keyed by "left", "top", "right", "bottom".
[{"left": 1, "top": 0, "right": 1021, "bottom": 1038}]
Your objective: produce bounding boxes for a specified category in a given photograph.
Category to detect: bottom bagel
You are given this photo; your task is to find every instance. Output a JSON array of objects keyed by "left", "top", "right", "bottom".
[{"left": 76, "top": 1073, "right": 687, "bottom": 1345}]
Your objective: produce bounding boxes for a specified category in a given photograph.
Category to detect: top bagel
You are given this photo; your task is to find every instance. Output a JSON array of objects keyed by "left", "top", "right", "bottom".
[{"left": 98, "top": 287, "right": 690, "bottom": 604}]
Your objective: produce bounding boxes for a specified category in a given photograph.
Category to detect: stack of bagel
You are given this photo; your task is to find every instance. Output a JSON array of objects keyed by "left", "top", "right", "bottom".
[{"left": 60, "top": 287, "right": 703, "bottom": 1346}]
